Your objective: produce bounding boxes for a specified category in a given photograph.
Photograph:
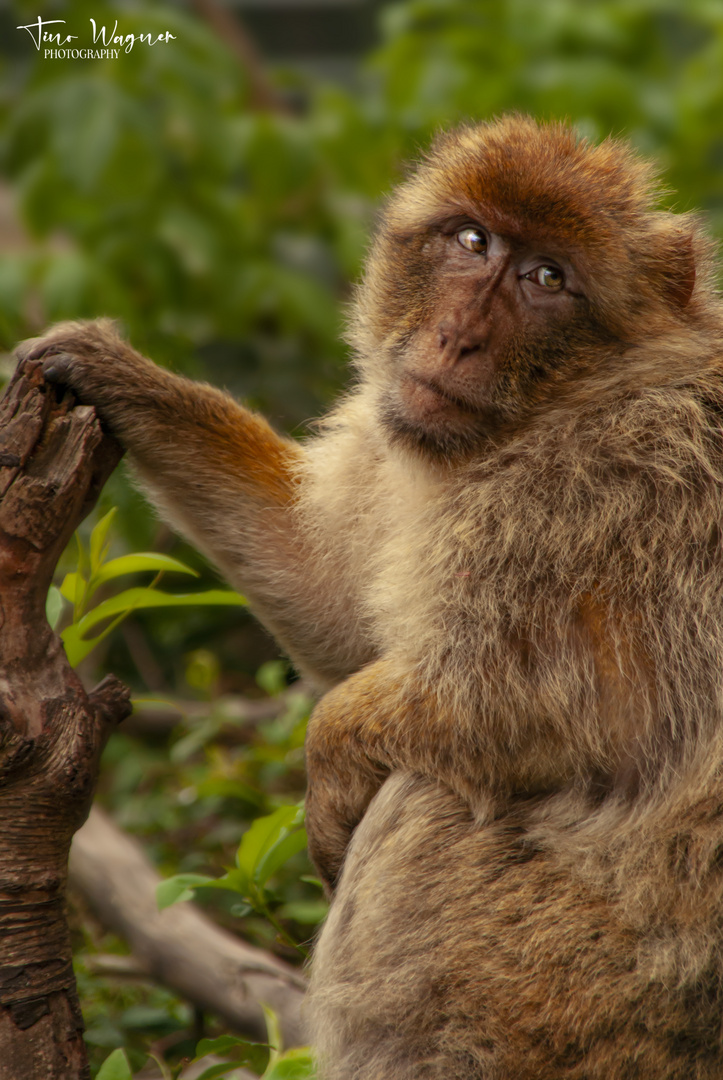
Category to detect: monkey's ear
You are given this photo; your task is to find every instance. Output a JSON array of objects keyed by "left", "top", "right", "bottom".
[{"left": 649, "top": 225, "right": 696, "bottom": 310}]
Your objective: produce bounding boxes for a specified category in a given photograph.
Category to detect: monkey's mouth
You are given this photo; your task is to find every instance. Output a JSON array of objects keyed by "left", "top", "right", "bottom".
[
  {"left": 401, "top": 373, "right": 482, "bottom": 421},
  {"left": 381, "top": 377, "right": 497, "bottom": 457}
]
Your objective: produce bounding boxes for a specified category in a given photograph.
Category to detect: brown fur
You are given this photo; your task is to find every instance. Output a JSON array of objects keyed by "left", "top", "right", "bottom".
[{"left": 17, "top": 116, "right": 723, "bottom": 1077}]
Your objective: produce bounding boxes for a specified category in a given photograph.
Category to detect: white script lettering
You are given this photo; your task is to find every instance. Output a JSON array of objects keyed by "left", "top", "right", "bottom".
[{"left": 17, "top": 17, "right": 78, "bottom": 51}]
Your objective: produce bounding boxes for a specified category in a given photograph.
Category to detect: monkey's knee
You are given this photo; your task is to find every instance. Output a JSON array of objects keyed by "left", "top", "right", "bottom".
[
  {"left": 308, "top": 773, "right": 489, "bottom": 1080},
  {"left": 308, "top": 777, "right": 722, "bottom": 1080}
]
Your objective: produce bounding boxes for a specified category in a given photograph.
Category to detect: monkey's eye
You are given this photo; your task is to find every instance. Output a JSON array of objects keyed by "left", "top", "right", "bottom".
[
  {"left": 526, "top": 265, "right": 565, "bottom": 291},
  {"left": 456, "top": 226, "right": 488, "bottom": 255}
]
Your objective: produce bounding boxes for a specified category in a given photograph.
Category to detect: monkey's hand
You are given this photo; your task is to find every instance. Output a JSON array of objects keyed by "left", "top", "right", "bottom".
[
  {"left": 16, "top": 319, "right": 167, "bottom": 433},
  {"left": 305, "top": 657, "right": 480, "bottom": 893},
  {"left": 305, "top": 661, "right": 408, "bottom": 891},
  {"left": 305, "top": 701, "right": 388, "bottom": 894}
]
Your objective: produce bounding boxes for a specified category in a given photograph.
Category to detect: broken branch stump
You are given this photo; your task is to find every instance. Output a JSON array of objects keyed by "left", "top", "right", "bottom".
[{"left": 0, "top": 357, "right": 130, "bottom": 1080}]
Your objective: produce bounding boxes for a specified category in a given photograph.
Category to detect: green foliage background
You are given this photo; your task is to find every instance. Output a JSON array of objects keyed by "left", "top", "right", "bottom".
[{"left": 2, "top": 0, "right": 723, "bottom": 1075}]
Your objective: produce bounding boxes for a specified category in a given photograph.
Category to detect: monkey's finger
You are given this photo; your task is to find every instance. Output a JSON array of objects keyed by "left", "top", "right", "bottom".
[
  {"left": 14, "top": 336, "right": 49, "bottom": 363},
  {"left": 15, "top": 337, "right": 68, "bottom": 364},
  {"left": 41, "top": 352, "right": 76, "bottom": 384}
]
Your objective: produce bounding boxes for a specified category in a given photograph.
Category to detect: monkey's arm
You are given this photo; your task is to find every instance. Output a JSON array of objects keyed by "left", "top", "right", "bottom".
[
  {"left": 17, "top": 320, "right": 372, "bottom": 684},
  {"left": 304, "top": 656, "right": 495, "bottom": 890},
  {"left": 304, "top": 599, "right": 647, "bottom": 891}
]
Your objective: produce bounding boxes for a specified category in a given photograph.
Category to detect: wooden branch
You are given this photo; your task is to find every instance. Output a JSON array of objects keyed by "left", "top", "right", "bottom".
[
  {"left": 70, "top": 806, "right": 307, "bottom": 1047},
  {"left": 123, "top": 683, "right": 313, "bottom": 740},
  {"left": 0, "top": 359, "right": 131, "bottom": 1079}
]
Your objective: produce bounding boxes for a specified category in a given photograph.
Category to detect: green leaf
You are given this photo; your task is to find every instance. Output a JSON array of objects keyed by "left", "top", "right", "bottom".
[
  {"left": 196, "top": 1035, "right": 268, "bottom": 1059},
  {"left": 96, "top": 1048, "right": 133, "bottom": 1080},
  {"left": 236, "top": 805, "right": 305, "bottom": 891},
  {"left": 255, "top": 828, "right": 308, "bottom": 888},
  {"left": 263, "top": 1048, "right": 317, "bottom": 1080},
  {"left": 45, "top": 585, "right": 65, "bottom": 630},
  {"left": 59, "top": 623, "right": 104, "bottom": 668},
  {"left": 73, "top": 587, "right": 247, "bottom": 636},
  {"left": 205, "top": 867, "right": 251, "bottom": 895},
  {"left": 299, "top": 876, "right": 325, "bottom": 890},
  {"left": 60, "top": 586, "right": 247, "bottom": 666},
  {"left": 92, "top": 553, "right": 200, "bottom": 586},
  {"left": 156, "top": 873, "right": 214, "bottom": 911},
  {"left": 194, "top": 1065, "right": 240, "bottom": 1080},
  {"left": 263, "top": 1004, "right": 282, "bottom": 1065},
  {"left": 194, "top": 1034, "right": 270, "bottom": 1075},
  {"left": 59, "top": 572, "right": 82, "bottom": 605},
  {"left": 89, "top": 507, "right": 117, "bottom": 575}
]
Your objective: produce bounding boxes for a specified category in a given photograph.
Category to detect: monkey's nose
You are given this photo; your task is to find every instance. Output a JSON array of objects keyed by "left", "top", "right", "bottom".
[{"left": 437, "top": 323, "right": 484, "bottom": 365}]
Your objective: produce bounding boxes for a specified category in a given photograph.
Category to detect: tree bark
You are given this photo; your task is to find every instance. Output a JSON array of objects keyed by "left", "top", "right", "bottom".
[{"left": 0, "top": 359, "right": 131, "bottom": 1080}]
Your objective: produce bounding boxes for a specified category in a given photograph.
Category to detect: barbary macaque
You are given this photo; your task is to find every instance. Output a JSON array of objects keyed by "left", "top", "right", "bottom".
[{"left": 18, "top": 116, "right": 723, "bottom": 1078}]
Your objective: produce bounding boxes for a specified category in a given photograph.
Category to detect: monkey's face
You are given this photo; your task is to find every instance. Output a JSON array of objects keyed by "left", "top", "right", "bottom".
[
  {"left": 352, "top": 117, "right": 704, "bottom": 461},
  {"left": 374, "top": 219, "right": 606, "bottom": 458}
]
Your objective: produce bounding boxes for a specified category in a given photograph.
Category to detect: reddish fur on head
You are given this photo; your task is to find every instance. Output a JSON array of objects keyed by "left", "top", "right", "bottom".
[{"left": 352, "top": 116, "right": 718, "bottom": 372}]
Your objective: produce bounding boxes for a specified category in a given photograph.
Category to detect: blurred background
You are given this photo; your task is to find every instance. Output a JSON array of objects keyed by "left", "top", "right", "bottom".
[{"left": 2, "top": 0, "right": 723, "bottom": 1075}]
